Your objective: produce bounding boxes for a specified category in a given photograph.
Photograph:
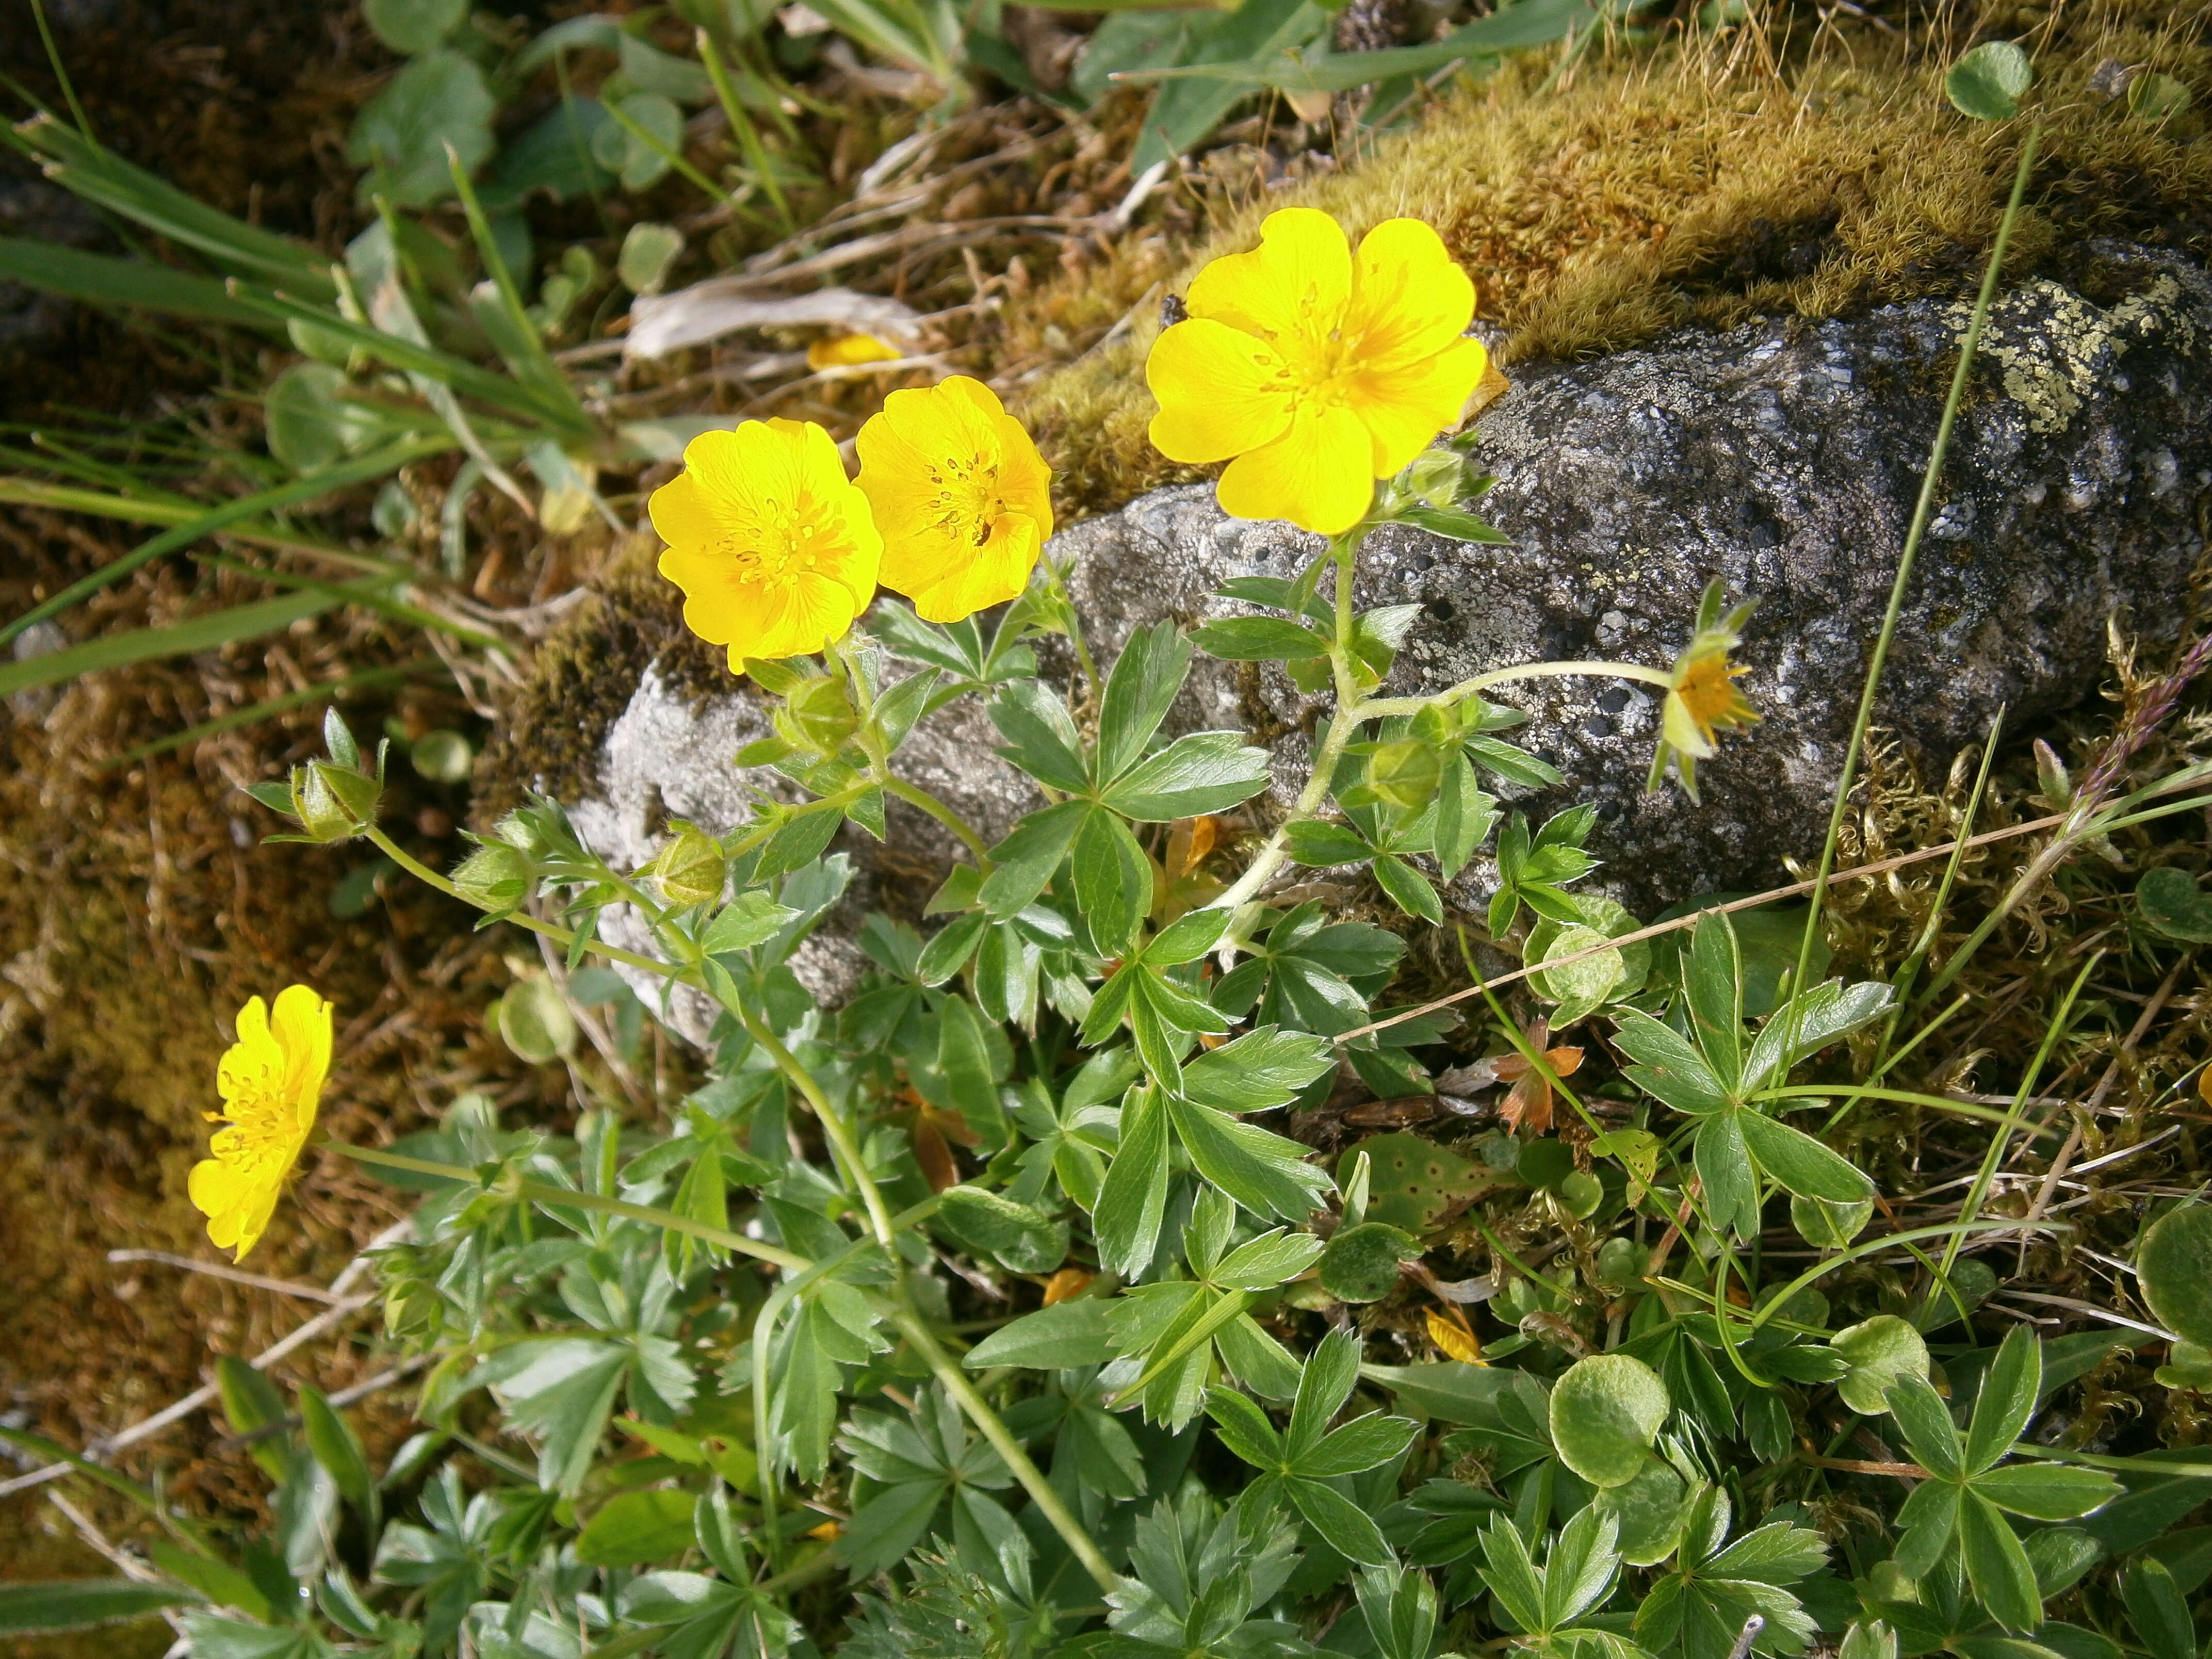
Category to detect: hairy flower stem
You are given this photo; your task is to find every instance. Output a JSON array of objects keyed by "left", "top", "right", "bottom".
[
  {"left": 831, "top": 635, "right": 994, "bottom": 864},
  {"left": 365, "top": 827, "right": 695, "bottom": 985},
  {"left": 1362, "top": 659, "right": 1674, "bottom": 721},
  {"left": 883, "top": 1300, "right": 1123, "bottom": 1595},
  {"left": 734, "top": 1000, "right": 900, "bottom": 1254},
  {"left": 883, "top": 775, "right": 991, "bottom": 864},
  {"left": 322, "top": 1141, "right": 812, "bottom": 1271}
]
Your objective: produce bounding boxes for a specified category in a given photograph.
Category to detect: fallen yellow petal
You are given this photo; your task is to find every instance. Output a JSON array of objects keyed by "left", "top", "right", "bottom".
[{"left": 808, "top": 332, "right": 904, "bottom": 370}]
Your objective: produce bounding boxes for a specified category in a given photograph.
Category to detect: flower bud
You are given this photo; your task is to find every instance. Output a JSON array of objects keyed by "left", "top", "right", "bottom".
[
  {"left": 1405, "top": 447, "right": 1465, "bottom": 510},
  {"left": 450, "top": 841, "right": 532, "bottom": 912},
  {"left": 654, "top": 825, "right": 727, "bottom": 908},
  {"left": 1364, "top": 737, "right": 1443, "bottom": 812},
  {"left": 778, "top": 674, "right": 859, "bottom": 754},
  {"left": 289, "top": 761, "right": 362, "bottom": 843}
]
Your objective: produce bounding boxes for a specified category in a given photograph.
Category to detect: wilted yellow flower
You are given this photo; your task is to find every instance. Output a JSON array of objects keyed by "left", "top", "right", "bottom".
[
  {"left": 650, "top": 420, "right": 882, "bottom": 667},
  {"left": 1649, "top": 580, "right": 1760, "bottom": 802},
  {"left": 808, "top": 332, "right": 903, "bottom": 371},
  {"left": 855, "top": 375, "right": 1053, "bottom": 623},
  {"left": 190, "top": 985, "right": 332, "bottom": 1262},
  {"left": 1146, "top": 208, "right": 1490, "bottom": 535}
]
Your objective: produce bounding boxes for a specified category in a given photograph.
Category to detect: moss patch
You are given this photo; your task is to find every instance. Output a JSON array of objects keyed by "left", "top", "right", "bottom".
[{"left": 1012, "top": 2, "right": 2212, "bottom": 517}]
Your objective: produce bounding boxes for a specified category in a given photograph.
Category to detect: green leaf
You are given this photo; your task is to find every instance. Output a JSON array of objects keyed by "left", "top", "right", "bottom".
[
  {"left": 1881, "top": 1374, "right": 1962, "bottom": 1480},
  {"left": 592, "top": 91, "right": 686, "bottom": 192},
  {"left": 1549, "top": 1353, "right": 1670, "bottom": 1488},
  {"left": 1360, "top": 1361, "right": 1520, "bottom": 1424},
  {"left": 2136, "top": 867, "right": 2212, "bottom": 942},
  {"left": 1964, "top": 1326, "right": 2041, "bottom": 1474},
  {"left": 1167, "top": 1093, "right": 1331, "bottom": 1221},
  {"left": 916, "top": 910, "right": 988, "bottom": 986},
  {"left": 977, "top": 800, "right": 1087, "bottom": 915},
  {"left": 300, "top": 1386, "right": 375, "bottom": 1520},
  {"left": 1372, "top": 854, "right": 1444, "bottom": 924},
  {"left": 0, "top": 237, "right": 273, "bottom": 330},
  {"left": 1181, "top": 1027, "right": 1333, "bottom": 1113},
  {"left": 1071, "top": 807, "right": 1152, "bottom": 956},
  {"left": 937, "top": 1185, "right": 1068, "bottom": 1274},
  {"left": 0, "top": 1583, "right": 200, "bottom": 1636},
  {"left": 2125, "top": 1557, "right": 2198, "bottom": 1659},
  {"left": 1738, "top": 1113, "right": 1873, "bottom": 1203},
  {"left": 1319, "top": 1222, "right": 1418, "bottom": 1303},
  {"left": 1193, "top": 616, "right": 1329, "bottom": 661},
  {"left": 0, "top": 589, "right": 340, "bottom": 701},
  {"left": 1103, "top": 730, "right": 1273, "bottom": 821},
  {"left": 1831, "top": 1316, "right": 1931, "bottom": 1417},
  {"left": 1397, "top": 505, "right": 1509, "bottom": 543},
  {"left": 703, "top": 891, "right": 798, "bottom": 954},
  {"left": 216, "top": 1356, "right": 293, "bottom": 1483},
  {"left": 347, "top": 51, "right": 497, "bottom": 207},
  {"left": 1613, "top": 1011, "right": 1732, "bottom": 1115},
  {"left": 1206, "top": 1386, "right": 1285, "bottom": 1468},
  {"left": 2138, "top": 1202, "right": 2212, "bottom": 1347},
  {"left": 1283, "top": 820, "right": 1377, "bottom": 867},
  {"left": 963, "top": 1297, "right": 1116, "bottom": 1370},
  {"left": 1694, "top": 1112, "right": 1761, "bottom": 1239},
  {"left": 1975, "top": 1462, "right": 2123, "bottom": 1521},
  {"left": 364, "top": 0, "right": 467, "bottom": 53},
  {"left": 989, "top": 681, "right": 1090, "bottom": 794},
  {"left": 1288, "top": 1476, "right": 1395, "bottom": 1565},
  {"left": 576, "top": 1489, "right": 697, "bottom": 1566},
  {"left": 1947, "top": 40, "right": 2033, "bottom": 121},
  {"left": 1959, "top": 1490, "right": 2042, "bottom": 1633},
  {"left": 1684, "top": 911, "right": 1745, "bottom": 1086},
  {"left": 1097, "top": 620, "right": 1194, "bottom": 782},
  {"left": 1094, "top": 1085, "right": 1172, "bottom": 1277}
]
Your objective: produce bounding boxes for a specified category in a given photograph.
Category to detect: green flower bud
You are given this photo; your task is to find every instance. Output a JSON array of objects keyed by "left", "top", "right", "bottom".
[
  {"left": 289, "top": 761, "right": 363, "bottom": 842},
  {"left": 1364, "top": 737, "right": 1442, "bottom": 812},
  {"left": 654, "top": 825, "right": 727, "bottom": 908},
  {"left": 778, "top": 674, "right": 859, "bottom": 754},
  {"left": 1405, "top": 447, "right": 1465, "bottom": 509},
  {"left": 451, "top": 841, "right": 532, "bottom": 912}
]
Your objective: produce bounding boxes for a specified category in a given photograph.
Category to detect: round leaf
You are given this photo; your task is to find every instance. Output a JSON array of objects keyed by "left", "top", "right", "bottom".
[
  {"left": 2129, "top": 73, "right": 2193, "bottom": 124},
  {"left": 2139, "top": 1203, "right": 2212, "bottom": 1348},
  {"left": 364, "top": 0, "right": 467, "bottom": 54},
  {"left": 1592, "top": 1459, "right": 1691, "bottom": 1566},
  {"left": 1549, "top": 1353, "right": 1670, "bottom": 1487},
  {"left": 499, "top": 973, "right": 576, "bottom": 1065},
  {"left": 411, "top": 729, "right": 474, "bottom": 784},
  {"left": 591, "top": 92, "right": 683, "bottom": 192},
  {"left": 1946, "top": 40, "right": 2032, "bottom": 121},
  {"left": 266, "top": 363, "right": 394, "bottom": 474},
  {"left": 618, "top": 222, "right": 686, "bottom": 296},
  {"left": 2137, "top": 867, "right": 2212, "bottom": 943},
  {"left": 1830, "top": 1314, "right": 1929, "bottom": 1415},
  {"left": 1320, "top": 1222, "right": 1418, "bottom": 1303},
  {"left": 347, "top": 51, "right": 496, "bottom": 208}
]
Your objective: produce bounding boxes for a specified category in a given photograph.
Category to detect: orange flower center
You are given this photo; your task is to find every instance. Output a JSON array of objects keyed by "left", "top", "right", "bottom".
[
  {"left": 1675, "top": 654, "right": 1752, "bottom": 742},
  {"left": 918, "top": 449, "right": 1004, "bottom": 546},
  {"left": 714, "top": 488, "right": 847, "bottom": 582}
]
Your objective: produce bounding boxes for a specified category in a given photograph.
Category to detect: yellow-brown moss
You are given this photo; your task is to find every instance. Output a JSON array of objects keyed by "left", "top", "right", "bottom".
[{"left": 1012, "top": 1, "right": 2212, "bottom": 517}]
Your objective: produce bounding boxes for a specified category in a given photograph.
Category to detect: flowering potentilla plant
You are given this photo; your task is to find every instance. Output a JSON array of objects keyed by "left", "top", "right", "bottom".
[
  {"left": 1146, "top": 208, "right": 1491, "bottom": 535},
  {"left": 649, "top": 418, "right": 883, "bottom": 666},
  {"left": 856, "top": 375, "right": 1054, "bottom": 623},
  {"left": 188, "top": 984, "right": 331, "bottom": 1261}
]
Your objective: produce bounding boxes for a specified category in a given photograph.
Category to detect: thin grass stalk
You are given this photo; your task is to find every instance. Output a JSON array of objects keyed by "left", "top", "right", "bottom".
[{"left": 1777, "top": 125, "right": 2043, "bottom": 1048}]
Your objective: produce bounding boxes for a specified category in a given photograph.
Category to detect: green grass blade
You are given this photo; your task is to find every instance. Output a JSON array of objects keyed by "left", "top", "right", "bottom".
[
  {"left": 104, "top": 661, "right": 438, "bottom": 768},
  {"left": 0, "top": 237, "right": 276, "bottom": 330},
  {"left": 194, "top": 553, "right": 503, "bottom": 650},
  {"left": 17, "top": 114, "right": 338, "bottom": 301},
  {"left": 0, "top": 477, "right": 426, "bottom": 580},
  {"left": 0, "top": 589, "right": 338, "bottom": 698},
  {"left": 445, "top": 149, "right": 589, "bottom": 426},
  {"left": 0, "top": 436, "right": 447, "bottom": 650}
]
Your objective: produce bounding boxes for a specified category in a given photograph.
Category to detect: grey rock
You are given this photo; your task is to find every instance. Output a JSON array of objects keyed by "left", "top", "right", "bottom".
[{"left": 557, "top": 240, "right": 2211, "bottom": 1027}]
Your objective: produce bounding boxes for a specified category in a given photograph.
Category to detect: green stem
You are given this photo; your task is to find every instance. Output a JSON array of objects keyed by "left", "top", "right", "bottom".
[
  {"left": 885, "top": 776, "right": 990, "bottom": 864},
  {"left": 734, "top": 1000, "right": 899, "bottom": 1255},
  {"left": 364, "top": 828, "right": 693, "bottom": 985},
  {"left": 1362, "top": 659, "right": 1674, "bottom": 720},
  {"left": 883, "top": 1301, "right": 1121, "bottom": 1594},
  {"left": 321, "top": 1141, "right": 810, "bottom": 1271}
]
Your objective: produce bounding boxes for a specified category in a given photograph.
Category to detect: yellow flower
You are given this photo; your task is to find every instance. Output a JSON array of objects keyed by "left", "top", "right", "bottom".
[
  {"left": 1649, "top": 581, "right": 1760, "bottom": 803},
  {"left": 808, "top": 332, "right": 904, "bottom": 371},
  {"left": 855, "top": 375, "right": 1054, "bottom": 623},
  {"left": 189, "top": 985, "right": 332, "bottom": 1262},
  {"left": 650, "top": 419, "right": 882, "bottom": 668},
  {"left": 1145, "top": 208, "right": 1491, "bottom": 536}
]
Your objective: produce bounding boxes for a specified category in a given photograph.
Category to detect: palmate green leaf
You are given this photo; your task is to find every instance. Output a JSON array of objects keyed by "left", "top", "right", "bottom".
[
  {"left": 1098, "top": 620, "right": 1194, "bottom": 782},
  {"left": 1192, "top": 616, "right": 1329, "bottom": 661},
  {"left": 1102, "top": 730, "right": 1272, "bottom": 821},
  {"left": 1974, "top": 1463, "right": 2122, "bottom": 1521},
  {"left": 1284, "top": 820, "right": 1376, "bottom": 868},
  {"left": 989, "top": 679, "right": 1091, "bottom": 794},
  {"left": 1072, "top": 807, "right": 1153, "bottom": 957},
  {"left": 1683, "top": 912, "right": 1746, "bottom": 1087},
  {"left": 1965, "top": 1326, "right": 2040, "bottom": 1475},
  {"left": 965, "top": 1297, "right": 1118, "bottom": 1370},
  {"left": 1737, "top": 1112, "right": 1873, "bottom": 1204},
  {"left": 1181, "top": 1027, "right": 1333, "bottom": 1113},
  {"left": 1612, "top": 1012, "right": 1731, "bottom": 1115},
  {"left": 1167, "top": 1094, "right": 1331, "bottom": 1221},
  {"left": 1289, "top": 1477, "right": 1395, "bottom": 1565},
  {"left": 2123, "top": 1557, "right": 2197, "bottom": 1659},
  {"left": 1692, "top": 1112, "right": 1760, "bottom": 1240},
  {"left": 1094, "top": 1084, "right": 1173, "bottom": 1277},
  {"left": 1959, "top": 1492, "right": 2041, "bottom": 1633},
  {"left": 978, "top": 800, "right": 1087, "bottom": 915}
]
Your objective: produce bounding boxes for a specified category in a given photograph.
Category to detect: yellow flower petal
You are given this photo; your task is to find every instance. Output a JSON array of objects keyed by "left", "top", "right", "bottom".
[
  {"left": 1146, "top": 318, "right": 1295, "bottom": 465},
  {"left": 1344, "top": 217, "right": 1478, "bottom": 372},
  {"left": 270, "top": 984, "right": 332, "bottom": 1133},
  {"left": 649, "top": 418, "right": 881, "bottom": 669},
  {"left": 193, "top": 986, "right": 332, "bottom": 1261},
  {"left": 857, "top": 376, "right": 1053, "bottom": 623},
  {"left": 1347, "top": 335, "right": 1491, "bottom": 478},
  {"left": 1216, "top": 404, "right": 1375, "bottom": 535},
  {"left": 1187, "top": 207, "right": 1352, "bottom": 349},
  {"left": 807, "top": 332, "right": 903, "bottom": 370}
]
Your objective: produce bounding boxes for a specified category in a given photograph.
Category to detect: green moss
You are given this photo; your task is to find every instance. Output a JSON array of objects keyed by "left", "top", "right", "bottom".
[{"left": 1014, "top": 1, "right": 2212, "bottom": 517}]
